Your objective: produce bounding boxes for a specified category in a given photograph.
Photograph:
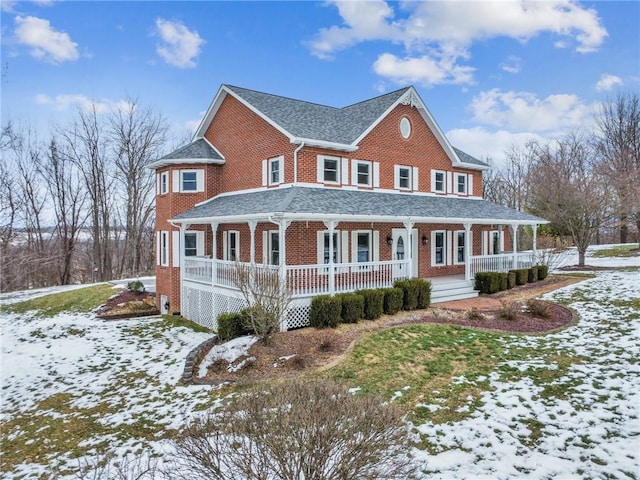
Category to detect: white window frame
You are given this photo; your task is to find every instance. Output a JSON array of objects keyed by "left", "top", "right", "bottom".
[
  {"left": 268, "top": 156, "right": 284, "bottom": 185},
  {"left": 317, "top": 155, "right": 341, "bottom": 184},
  {"left": 184, "top": 231, "right": 205, "bottom": 258},
  {"left": 160, "top": 231, "right": 169, "bottom": 267},
  {"left": 454, "top": 231, "right": 466, "bottom": 265},
  {"left": 160, "top": 171, "right": 169, "bottom": 194},
  {"left": 431, "top": 230, "right": 446, "bottom": 266},
  {"left": 398, "top": 166, "right": 411, "bottom": 190},
  {"left": 172, "top": 169, "right": 204, "bottom": 193},
  {"left": 223, "top": 230, "right": 239, "bottom": 261},
  {"left": 432, "top": 170, "right": 446, "bottom": 193},
  {"left": 181, "top": 170, "right": 198, "bottom": 192},
  {"left": 262, "top": 230, "right": 280, "bottom": 265},
  {"left": 352, "top": 160, "right": 372, "bottom": 187},
  {"left": 455, "top": 173, "right": 467, "bottom": 195}
]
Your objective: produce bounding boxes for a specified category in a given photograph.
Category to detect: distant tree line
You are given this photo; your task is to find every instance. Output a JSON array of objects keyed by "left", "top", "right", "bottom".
[
  {"left": 484, "top": 92, "right": 640, "bottom": 266},
  {"left": 0, "top": 97, "right": 170, "bottom": 292}
]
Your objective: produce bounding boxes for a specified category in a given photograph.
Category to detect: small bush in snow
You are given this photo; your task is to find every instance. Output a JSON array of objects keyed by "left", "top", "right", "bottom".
[
  {"left": 126, "top": 280, "right": 145, "bottom": 293},
  {"left": 499, "top": 301, "right": 519, "bottom": 320},
  {"left": 526, "top": 299, "right": 551, "bottom": 318}
]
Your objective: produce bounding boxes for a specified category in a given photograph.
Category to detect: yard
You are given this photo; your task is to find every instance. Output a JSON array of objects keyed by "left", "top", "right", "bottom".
[{"left": 1, "top": 245, "right": 638, "bottom": 479}]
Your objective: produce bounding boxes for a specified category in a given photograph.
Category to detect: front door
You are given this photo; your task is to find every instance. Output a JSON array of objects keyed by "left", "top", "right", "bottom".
[{"left": 392, "top": 228, "right": 418, "bottom": 279}]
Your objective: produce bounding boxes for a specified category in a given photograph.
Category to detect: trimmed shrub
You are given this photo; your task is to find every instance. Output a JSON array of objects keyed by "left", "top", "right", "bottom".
[
  {"left": 527, "top": 266, "right": 539, "bottom": 283},
  {"left": 507, "top": 271, "right": 516, "bottom": 290},
  {"left": 415, "top": 278, "right": 432, "bottom": 309},
  {"left": 337, "top": 293, "right": 364, "bottom": 324},
  {"left": 359, "top": 289, "right": 385, "bottom": 320},
  {"left": 474, "top": 272, "right": 507, "bottom": 294},
  {"left": 393, "top": 279, "right": 418, "bottom": 310},
  {"left": 510, "top": 269, "right": 528, "bottom": 286},
  {"left": 537, "top": 265, "right": 549, "bottom": 281},
  {"left": 309, "top": 295, "right": 342, "bottom": 329},
  {"left": 383, "top": 287, "right": 404, "bottom": 315},
  {"left": 217, "top": 312, "right": 249, "bottom": 342}
]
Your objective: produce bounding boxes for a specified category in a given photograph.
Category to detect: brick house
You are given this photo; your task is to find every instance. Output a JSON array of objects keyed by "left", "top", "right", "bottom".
[{"left": 150, "top": 84, "right": 546, "bottom": 330}]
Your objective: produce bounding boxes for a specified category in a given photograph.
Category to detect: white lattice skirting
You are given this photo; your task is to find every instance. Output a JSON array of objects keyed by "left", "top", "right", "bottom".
[{"left": 181, "top": 282, "right": 312, "bottom": 331}]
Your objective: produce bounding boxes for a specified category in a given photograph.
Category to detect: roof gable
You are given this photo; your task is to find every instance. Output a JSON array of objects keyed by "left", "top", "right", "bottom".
[{"left": 148, "top": 137, "right": 224, "bottom": 169}]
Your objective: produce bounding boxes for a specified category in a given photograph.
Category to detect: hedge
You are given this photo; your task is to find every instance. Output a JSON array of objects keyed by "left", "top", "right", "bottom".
[
  {"left": 383, "top": 287, "right": 403, "bottom": 315},
  {"left": 510, "top": 269, "right": 529, "bottom": 286},
  {"left": 537, "top": 265, "right": 549, "bottom": 281},
  {"left": 337, "top": 292, "right": 364, "bottom": 324},
  {"left": 527, "top": 266, "right": 539, "bottom": 283},
  {"left": 507, "top": 271, "right": 516, "bottom": 289},
  {"left": 217, "top": 311, "right": 252, "bottom": 342},
  {"left": 415, "top": 278, "right": 432, "bottom": 309},
  {"left": 359, "top": 289, "right": 385, "bottom": 320},
  {"left": 474, "top": 272, "right": 507, "bottom": 294},
  {"left": 393, "top": 279, "right": 418, "bottom": 310},
  {"left": 309, "top": 295, "right": 342, "bottom": 328}
]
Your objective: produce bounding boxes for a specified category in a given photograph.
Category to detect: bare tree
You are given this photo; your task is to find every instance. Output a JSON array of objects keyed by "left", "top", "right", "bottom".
[
  {"left": 233, "top": 263, "right": 292, "bottom": 343},
  {"left": 169, "top": 379, "right": 418, "bottom": 480},
  {"left": 594, "top": 92, "right": 640, "bottom": 245},
  {"left": 60, "top": 107, "right": 115, "bottom": 281},
  {"left": 109, "top": 98, "right": 168, "bottom": 278},
  {"left": 529, "top": 133, "right": 612, "bottom": 266}
]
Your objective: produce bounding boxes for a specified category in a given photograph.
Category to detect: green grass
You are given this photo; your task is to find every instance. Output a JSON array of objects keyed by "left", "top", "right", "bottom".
[
  {"left": 0, "top": 284, "right": 117, "bottom": 317},
  {"left": 162, "top": 314, "right": 214, "bottom": 333},
  {"left": 591, "top": 244, "right": 639, "bottom": 258}
]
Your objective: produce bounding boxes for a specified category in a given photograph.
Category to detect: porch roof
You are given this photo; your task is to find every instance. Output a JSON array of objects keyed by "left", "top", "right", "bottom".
[{"left": 171, "top": 186, "right": 546, "bottom": 226}]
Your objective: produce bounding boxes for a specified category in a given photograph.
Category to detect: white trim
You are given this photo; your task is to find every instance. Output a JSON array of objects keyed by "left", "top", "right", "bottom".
[
  {"left": 341, "top": 158, "right": 349, "bottom": 185},
  {"left": 455, "top": 172, "right": 467, "bottom": 195},
  {"left": 432, "top": 170, "right": 446, "bottom": 193},
  {"left": 160, "top": 231, "right": 169, "bottom": 267},
  {"left": 223, "top": 230, "right": 240, "bottom": 261},
  {"left": 454, "top": 230, "right": 466, "bottom": 265},
  {"left": 317, "top": 155, "right": 341, "bottom": 184},
  {"left": 373, "top": 162, "right": 380, "bottom": 188},
  {"left": 468, "top": 174, "right": 474, "bottom": 197},
  {"left": 172, "top": 170, "right": 179, "bottom": 193},
  {"left": 352, "top": 159, "right": 372, "bottom": 187},
  {"left": 172, "top": 231, "right": 180, "bottom": 267},
  {"left": 156, "top": 231, "right": 161, "bottom": 265},
  {"left": 159, "top": 171, "right": 169, "bottom": 195},
  {"left": 262, "top": 159, "right": 268, "bottom": 186},
  {"left": 265, "top": 230, "right": 279, "bottom": 265},
  {"left": 291, "top": 137, "right": 358, "bottom": 152},
  {"left": 412, "top": 166, "right": 419, "bottom": 191},
  {"left": 446, "top": 172, "right": 453, "bottom": 194},
  {"left": 148, "top": 156, "right": 224, "bottom": 170},
  {"left": 396, "top": 165, "right": 412, "bottom": 191},
  {"left": 431, "top": 230, "right": 446, "bottom": 266},
  {"left": 268, "top": 155, "right": 284, "bottom": 185}
]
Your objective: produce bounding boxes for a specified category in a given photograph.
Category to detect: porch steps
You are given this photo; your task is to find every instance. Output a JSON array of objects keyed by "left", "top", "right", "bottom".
[{"left": 430, "top": 278, "right": 478, "bottom": 304}]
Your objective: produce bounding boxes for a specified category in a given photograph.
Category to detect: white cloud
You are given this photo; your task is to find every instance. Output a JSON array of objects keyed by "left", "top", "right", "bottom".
[
  {"left": 308, "top": 0, "right": 607, "bottom": 85},
  {"left": 500, "top": 55, "right": 522, "bottom": 74},
  {"left": 595, "top": 73, "right": 623, "bottom": 92},
  {"left": 1, "top": 1, "right": 16, "bottom": 13},
  {"left": 35, "top": 93, "right": 131, "bottom": 113},
  {"left": 32, "top": 0, "right": 55, "bottom": 5},
  {"left": 469, "top": 88, "right": 598, "bottom": 132},
  {"left": 14, "top": 15, "right": 79, "bottom": 64},
  {"left": 155, "top": 18, "right": 205, "bottom": 68}
]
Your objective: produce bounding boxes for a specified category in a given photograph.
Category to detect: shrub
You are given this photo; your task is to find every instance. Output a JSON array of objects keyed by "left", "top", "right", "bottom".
[
  {"left": 383, "top": 288, "right": 404, "bottom": 315},
  {"left": 217, "top": 312, "right": 251, "bottom": 342},
  {"left": 537, "top": 265, "right": 549, "bottom": 281},
  {"left": 527, "top": 266, "right": 539, "bottom": 283},
  {"left": 393, "top": 279, "right": 418, "bottom": 310},
  {"left": 359, "top": 289, "right": 385, "bottom": 320},
  {"left": 510, "top": 269, "right": 529, "bottom": 286},
  {"left": 316, "top": 330, "right": 338, "bottom": 352},
  {"left": 126, "top": 280, "right": 145, "bottom": 293},
  {"left": 507, "top": 271, "right": 516, "bottom": 290},
  {"left": 474, "top": 272, "right": 507, "bottom": 294},
  {"left": 526, "top": 298, "right": 551, "bottom": 318},
  {"left": 309, "top": 295, "right": 342, "bottom": 329},
  {"left": 337, "top": 293, "right": 364, "bottom": 324},
  {"left": 415, "top": 278, "right": 432, "bottom": 309},
  {"left": 466, "top": 307, "right": 485, "bottom": 320},
  {"left": 498, "top": 301, "right": 519, "bottom": 320}
]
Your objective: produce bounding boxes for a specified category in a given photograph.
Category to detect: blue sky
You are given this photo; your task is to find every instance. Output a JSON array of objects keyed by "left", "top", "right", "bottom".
[{"left": 1, "top": 0, "right": 638, "bottom": 164}]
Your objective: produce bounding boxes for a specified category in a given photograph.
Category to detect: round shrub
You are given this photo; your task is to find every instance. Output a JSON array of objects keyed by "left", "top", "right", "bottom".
[
  {"left": 415, "top": 278, "right": 432, "bottom": 309},
  {"left": 383, "top": 288, "right": 403, "bottom": 315},
  {"left": 359, "top": 289, "right": 385, "bottom": 320},
  {"left": 393, "top": 279, "right": 418, "bottom": 310},
  {"left": 309, "top": 295, "right": 342, "bottom": 329},
  {"left": 217, "top": 312, "right": 248, "bottom": 342},
  {"left": 337, "top": 293, "right": 364, "bottom": 324}
]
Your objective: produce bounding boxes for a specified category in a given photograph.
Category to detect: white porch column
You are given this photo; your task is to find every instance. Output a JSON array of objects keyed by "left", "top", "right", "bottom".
[
  {"left": 323, "top": 220, "right": 338, "bottom": 294},
  {"left": 463, "top": 222, "right": 472, "bottom": 281},
  {"left": 278, "top": 219, "right": 291, "bottom": 285},
  {"left": 248, "top": 220, "right": 257, "bottom": 264},
  {"left": 210, "top": 222, "right": 218, "bottom": 286},
  {"left": 532, "top": 223, "right": 538, "bottom": 262},
  {"left": 511, "top": 224, "right": 518, "bottom": 270},
  {"left": 403, "top": 220, "right": 415, "bottom": 278}
]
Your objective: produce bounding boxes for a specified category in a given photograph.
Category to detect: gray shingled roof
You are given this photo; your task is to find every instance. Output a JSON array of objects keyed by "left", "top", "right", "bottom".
[
  {"left": 453, "top": 147, "right": 488, "bottom": 167},
  {"left": 160, "top": 138, "right": 223, "bottom": 161},
  {"left": 172, "top": 186, "right": 544, "bottom": 224}
]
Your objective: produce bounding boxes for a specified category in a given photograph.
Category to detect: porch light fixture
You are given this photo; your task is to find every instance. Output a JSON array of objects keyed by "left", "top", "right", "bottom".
[
  {"left": 386, "top": 235, "right": 393, "bottom": 246},
  {"left": 422, "top": 235, "right": 428, "bottom": 246}
]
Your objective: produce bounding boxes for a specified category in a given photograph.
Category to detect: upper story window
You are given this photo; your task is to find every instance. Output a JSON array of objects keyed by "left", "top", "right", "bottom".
[
  {"left": 349, "top": 160, "right": 370, "bottom": 187},
  {"left": 431, "top": 170, "right": 446, "bottom": 193},
  {"left": 159, "top": 231, "right": 169, "bottom": 267},
  {"left": 395, "top": 165, "right": 418, "bottom": 191},
  {"left": 263, "top": 156, "right": 284, "bottom": 186},
  {"left": 323, "top": 157, "right": 339, "bottom": 183},
  {"left": 399, "top": 167, "right": 410, "bottom": 189},
  {"left": 456, "top": 173, "right": 467, "bottom": 195},
  {"left": 270, "top": 157, "right": 281, "bottom": 185},
  {"left": 172, "top": 169, "right": 204, "bottom": 193},
  {"left": 399, "top": 117, "right": 411, "bottom": 139},
  {"left": 159, "top": 172, "right": 169, "bottom": 194}
]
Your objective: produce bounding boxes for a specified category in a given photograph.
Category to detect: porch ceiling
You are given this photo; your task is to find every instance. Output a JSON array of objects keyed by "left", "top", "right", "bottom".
[{"left": 171, "top": 186, "right": 546, "bottom": 226}]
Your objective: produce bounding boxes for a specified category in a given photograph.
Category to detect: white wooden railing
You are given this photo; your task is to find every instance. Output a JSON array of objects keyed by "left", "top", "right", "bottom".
[
  {"left": 183, "top": 257, "right": 213, "bottom": 284},
  {"left": 469, "top": 251, "right": 536, "bottom": 277}
]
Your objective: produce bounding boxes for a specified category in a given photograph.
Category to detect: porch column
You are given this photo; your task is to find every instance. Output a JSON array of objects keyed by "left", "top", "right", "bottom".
[
  {"left": 511, "top": 224, "right": 518, "bottom": 270},
  {"left": 277, "top": 219, "right": 291, "bottom": 285},
  {"left": 324, "top": 220, "right": 338, "bottom": 294},
  {"left": 210, "top": 222, "right": 218, "bottom": 286},
  {"left": 532, "top": 223, "right": 538, "bottom": 263},
  {"left": 463, "top": 222, "right": 472, "bottom": 281},
  {"left": 403, "top": 220, "right": 414, "bottom": 278},
  {"left": 248, "top": 220, "right": 257, "bottom": 264}
]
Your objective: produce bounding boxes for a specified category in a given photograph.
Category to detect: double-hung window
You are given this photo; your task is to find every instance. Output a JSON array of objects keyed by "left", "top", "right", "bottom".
[
  {"left": 323, "top": 157, "right": 339, "bottom": 183},
  {"left": 173, "top": 169, "right": 204, "bottom": 193},
  {"left": 324, "top": 232, "right": 340, "bottom": 264},
  {"left": 432, "top": 231, "right": 446, "bottom": 266},
  {"left": 355, "top": 161, "right": 371, "bottom": 186},
  {"left": 224, "top": 231, "right": 239, "bottom": 261},
  {"left": 394, "top": 165, "right": 418, "bottom": 191},
  {"left": 159, "top": 172, "right": 168, "bottom": 194},
  {"left": 184, "top": 233, "right": 198, "bottom": 257},
  {"left": 432, "top": 170, "right": 445, "bottom": 193},
  {"left": 269, "top": 156, "right": 283, "bottom": 185},
  {"left": 159, "top": 231, "right": 169, "bottom": 266},
  {"left": 357, "top": 232, "right": 371, "bottom": 263},
  {"left": 455, "top": 231, "right": 465, "bottom": 263},
  {"left": 181, "top": 171, "right": 197, "bottom": 191},
  {"left": 456, "top": 173, "right": 467, "bottom": 195},
  {"left": 399, "top": 167, "right": 411, "bottom": 189}
]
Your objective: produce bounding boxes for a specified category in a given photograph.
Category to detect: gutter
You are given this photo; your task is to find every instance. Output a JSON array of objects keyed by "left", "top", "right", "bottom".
[{"left": 293, "top": 141, "right": 304, "bottom": 184}]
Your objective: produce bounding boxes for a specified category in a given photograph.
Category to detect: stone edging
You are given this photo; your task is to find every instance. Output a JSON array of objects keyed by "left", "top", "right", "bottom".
[{"left": 181, "top": 336, "right": 218, "bottom": 385}]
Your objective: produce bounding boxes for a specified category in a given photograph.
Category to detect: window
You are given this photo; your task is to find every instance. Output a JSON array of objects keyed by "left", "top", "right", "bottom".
[
  {"left": 400, "top": 117, "right": 411, "bottom": 139},
  {"left": 323, "top": 157, "right": 339, "bottom": 183},
  {"left": 269, "top": 231, "right": 280, "bottom": 265},
  {"left": 269, "top": 156, "right": 282, "bottom": 185},
  {"left": 172, "top": 169, "right": 204, "bottom": 193},
  {"left": 432, "top": 170, "right": 445, "bottom": 193},
  {"left": 224, "top": 231, "right": 239, "bottom": 261},
  {"left": 323, "top": 232, "right": 340, "bottom": 264},
  {"left": 357, "top": 232, "right": 371, "bottom": 263},
  {"left": 456, "top": 173, "right": 467, "bottom": 194},
  {"left": 455, "top": 231, "right": 465, "bottom": 263},
  {"left": 181, "top": 171, "right": 197, "bottom": 191},
  {"left": 184, "top": 233, "right": 197, "bottom": 257},
  {"left": 357, "top": 162, "right": 370, "bottom": 186},
  {"left": 491, "top": 231, "right": 501, "bottom": 255},
  {"left": 160, "top": 172, "right": 168, "bottom": 194},
  {"left": 399, "top": 167, "right": 411, "bottom": 189},
  {"left": 160, "top": 231, "right": 169, "bottom": 266},
  {"left": 432, "top": 231, "right": 446, "bottom": 266}
]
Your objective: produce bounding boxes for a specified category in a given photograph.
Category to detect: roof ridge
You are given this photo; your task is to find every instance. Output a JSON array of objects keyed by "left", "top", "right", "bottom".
[
  {"left": 340, "top": 86, "right": 411, "bottom": 110},
  {"left": 224, "top": 84, "right": 340, "bottom": 111}
]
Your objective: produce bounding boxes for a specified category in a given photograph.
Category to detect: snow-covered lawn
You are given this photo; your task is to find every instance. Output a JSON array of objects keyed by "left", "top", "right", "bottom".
[{"left": 1, "top": 245, "right": 638, "bottom": 479}]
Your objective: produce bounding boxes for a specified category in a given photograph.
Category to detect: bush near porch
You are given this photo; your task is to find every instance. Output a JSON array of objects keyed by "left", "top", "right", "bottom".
[{"left": 475, "top": 265, "right": 550, "bottom": 294}]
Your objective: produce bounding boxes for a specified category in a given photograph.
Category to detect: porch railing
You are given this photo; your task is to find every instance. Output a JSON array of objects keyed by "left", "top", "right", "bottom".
[
  {"left": 183, "top": 257, "right": 213, "bottom": 284},
  {"left": 469, "top": 251, "right": 535, "bottom": 277}
]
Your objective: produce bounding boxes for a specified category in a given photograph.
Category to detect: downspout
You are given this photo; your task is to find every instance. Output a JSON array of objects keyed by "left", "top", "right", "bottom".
[{"left": 293, "top": 141, "right": 305, "bottom": 184}]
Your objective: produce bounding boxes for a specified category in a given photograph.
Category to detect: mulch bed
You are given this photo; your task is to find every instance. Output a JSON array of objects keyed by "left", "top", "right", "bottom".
[
  {"left": 200, "top": 276, "right": 579, "bottom": 383},
  {"left": 96, "top": 289, "right": 159, "bottom": 319}
]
